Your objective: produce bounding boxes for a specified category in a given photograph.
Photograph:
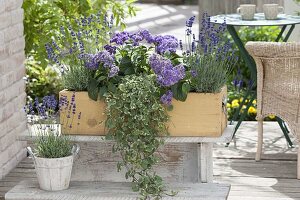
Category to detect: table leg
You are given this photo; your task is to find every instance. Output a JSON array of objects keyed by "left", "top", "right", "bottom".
[
  {"left": 227, "top": 25, "right": 257, "bottom": 82},
  {"left": 198, "top": 143, "right": 213, "bottom": 183},
  {"left": 283, "top": 24, "right": 295, "bottom": 42},
  {"left": 275, "top": 25, "right": 287, "bottom": 42}
]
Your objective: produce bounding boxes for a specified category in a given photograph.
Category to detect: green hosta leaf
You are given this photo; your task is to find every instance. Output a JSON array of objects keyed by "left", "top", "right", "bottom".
[{"left": 87, "top": 78, "right": 98, "bottom": 101}]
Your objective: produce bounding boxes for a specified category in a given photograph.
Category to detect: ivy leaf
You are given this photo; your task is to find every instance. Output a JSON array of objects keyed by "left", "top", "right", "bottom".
[
  {"left": 132, "top": 183, "right": 139, "bottom": 192},
  {"left": 87, "top": 78, "right": 98, "bottom": 101}
]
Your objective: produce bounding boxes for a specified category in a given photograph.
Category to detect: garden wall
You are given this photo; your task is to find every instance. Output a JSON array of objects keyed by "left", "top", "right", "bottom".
[{"left": 0, "top": 0, "right": 27, "bottom": 179}]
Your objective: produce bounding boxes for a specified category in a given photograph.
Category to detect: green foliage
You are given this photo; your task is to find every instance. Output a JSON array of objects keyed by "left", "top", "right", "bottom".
[
  {"left": 22, "top": 0, "right": 138, "bottom": 67},
  {"left": 227, "top": 26, "right": 281, "bottom": 85},
  {"left": 25, "top": 58, "right": 62, "bottom": 100},
  {"left": 226, "top": 87, "right": 276, "bottom": 121},
  {"left": 34, "top": 133, "right": 72, "bottom": 158},
  {"left": 187, "top": 53, "right": 234, "bottom": 93},
  {"left": 105, "top": 75, "right": 173, "bottom": 199}
]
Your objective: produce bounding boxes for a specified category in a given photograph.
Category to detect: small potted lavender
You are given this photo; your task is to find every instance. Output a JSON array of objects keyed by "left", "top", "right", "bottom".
[{"left": 24, "top": 95, "right": 80, "bottom": 191}]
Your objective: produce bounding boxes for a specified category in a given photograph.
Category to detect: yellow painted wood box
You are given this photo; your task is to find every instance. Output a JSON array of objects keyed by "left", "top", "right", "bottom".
[
  {"left": 59, "top": 90, "right": 106, "bottom": 135},
  {"left": 59, "top": 86, "right": 227, "bottom": 137},
  {"left": 167, "top": 86, "right": 227, "bottom": 137}
]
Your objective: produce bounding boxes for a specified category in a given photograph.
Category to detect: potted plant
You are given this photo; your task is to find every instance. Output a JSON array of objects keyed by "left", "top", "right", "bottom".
[
  {"left": 165, "top": 14, "right": 238, "bottom": 137},
  {"left": 24, "top": 95, "right": 80, "bottom": 191},
  {"left": 45, "top": 13, "right": 114, "bottom": 135}
]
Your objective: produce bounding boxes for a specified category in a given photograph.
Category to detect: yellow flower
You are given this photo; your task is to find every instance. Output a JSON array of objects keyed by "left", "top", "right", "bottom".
[
  {"left": 252, "top": 99, "right": 257, "bottom": 105},
  {"left": 269, "top": 115, "right": 276, "bottom": 119},
  {"left": 248, "top": 106, "right": 257, "bottom": 114},
  {"left": 239, "top": 97, "right": 243, "bottom": 102},
  {"left": 232, "top": 101, "right": 239, "bottom": 108},
  {"left": 232, "top": 99, "right": 239, "bottom": 105},
  {"left": 226, "top": 103, "right": 231, "bottom": 108}
]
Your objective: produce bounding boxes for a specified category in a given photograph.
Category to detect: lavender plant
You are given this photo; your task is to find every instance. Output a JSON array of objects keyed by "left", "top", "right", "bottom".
[
  {"left": 45, "top": 12, "right": 113, "bottom": 92},
  {"left": 24, "top": 95, "right": 80, "bottom": 158},
  {"left": 182, "top": 14, "right": 238, "bottom": 93}
]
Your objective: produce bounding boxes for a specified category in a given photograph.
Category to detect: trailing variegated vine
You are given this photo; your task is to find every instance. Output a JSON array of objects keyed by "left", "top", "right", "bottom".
[{"left": 105, "top": 74, "right": 174, "bottom": 199}]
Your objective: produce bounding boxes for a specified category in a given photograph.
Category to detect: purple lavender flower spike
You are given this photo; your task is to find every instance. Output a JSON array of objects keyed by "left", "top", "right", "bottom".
[
  {"left": 160, "top": 90, "right": 173, "bottom": 106},
  {"left": 190, "top": 69, "right": 198, "bottom": 77},
  {"left": 186, "top": 16, "right": 196, "bottom": 28}
]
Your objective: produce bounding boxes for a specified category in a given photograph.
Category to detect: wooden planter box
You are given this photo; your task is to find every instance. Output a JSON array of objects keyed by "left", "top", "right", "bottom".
[
  {"left": 59, "top": 87, "right": 227, "bottom": 137},
  {"left": 59, "top": 90, "right": 106, "bottom": 135},
  {"left": 167, "top": 86, "right": 227, "bottom": 137}
]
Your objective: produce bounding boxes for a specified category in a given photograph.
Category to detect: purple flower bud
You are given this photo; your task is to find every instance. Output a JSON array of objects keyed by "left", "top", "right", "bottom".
[{"left": 160, "top": 90, "right": 173, "bottom": 106}]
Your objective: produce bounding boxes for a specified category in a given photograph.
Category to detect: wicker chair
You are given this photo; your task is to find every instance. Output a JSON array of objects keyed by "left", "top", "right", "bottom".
[{"left": 246, "top": 42, "right": 300, "bottom": 179}]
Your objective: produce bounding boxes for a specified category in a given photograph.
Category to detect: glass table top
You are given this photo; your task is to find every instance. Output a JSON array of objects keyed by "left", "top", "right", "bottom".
[{"left": 211, "top": 13, "right": 300, "bottom": 26}]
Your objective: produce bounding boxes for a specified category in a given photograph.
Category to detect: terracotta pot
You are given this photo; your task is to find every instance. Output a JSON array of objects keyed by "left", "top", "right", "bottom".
[
  {"left": 59, "top": 90, "right": 106, "bottom": 135},
  {"left": 167, "top": 86, "right": 227, "bottom": 137}
]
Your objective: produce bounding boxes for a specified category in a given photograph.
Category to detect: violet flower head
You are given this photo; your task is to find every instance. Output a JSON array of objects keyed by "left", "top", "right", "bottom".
[
  {"left": 139, "top": 29, "right": 154, "bottom": 43},
  {"left": 108, "top": 66, "right": 120, "bottom": 77},
  {"left": 81, "top": 50, "right": 115, "bottom": 70},
  {"left": 104, "top": 44, "right": 116, "bottom": 54},
  {"left": 154, "top": 35, "right": 178, "bottom": 55},
  {"left": 160, "top": 90, "right": 173, "bottom": 106},
  {"left": 130, "top": 33, "right": 143, "bottom": 46},
  {"left": 110, "top": 31, "right": 130, "bottom": 45},
  {"left": 149, "top": 54, "right": 186, "bottom": 87}
]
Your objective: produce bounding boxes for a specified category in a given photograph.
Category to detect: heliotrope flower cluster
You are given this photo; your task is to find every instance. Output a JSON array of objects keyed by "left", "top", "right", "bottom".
[
  {"left": 149, "top": 54, "right": 185, "bottom": 87},
  {"left": 110, "top": 29, "right": 178, "bottom": 55},
  {"left": 160, "top": 90, "right": 173, "bottom": 106},
  {"left": 79, "top": 50, "right": 120, "bottom": 77}
]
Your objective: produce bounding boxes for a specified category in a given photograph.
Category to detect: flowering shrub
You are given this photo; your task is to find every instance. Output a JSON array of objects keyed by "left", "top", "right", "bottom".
[{"left": 182, "top": 14, "right": 238, "bottom": 93}]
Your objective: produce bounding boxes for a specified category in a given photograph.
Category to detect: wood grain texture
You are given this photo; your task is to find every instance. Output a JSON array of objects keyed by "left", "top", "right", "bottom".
[
  {"left": 70, "top": 142, "right": 200, "bottom": 182},
  {"left": 5, "top": 180, "right": 231, "bottom": 200},
  {"left": 168, "top": 87, "right": 227, "bottom": 137},
  {"left": 20, "top": 125, "right": 235, "bottom": 143}
]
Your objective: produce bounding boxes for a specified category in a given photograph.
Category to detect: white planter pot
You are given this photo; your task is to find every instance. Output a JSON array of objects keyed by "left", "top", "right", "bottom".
[{"left": 27, "top": 145, "right": 80, "bottom": 191}]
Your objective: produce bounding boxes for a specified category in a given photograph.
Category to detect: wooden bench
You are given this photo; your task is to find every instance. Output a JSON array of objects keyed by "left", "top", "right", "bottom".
[
  {"left": 20, "top": 124, "right": 234, "bottom": 183},
  {"left": 9, "top": 125, "right": 234, "bottom": 199}
]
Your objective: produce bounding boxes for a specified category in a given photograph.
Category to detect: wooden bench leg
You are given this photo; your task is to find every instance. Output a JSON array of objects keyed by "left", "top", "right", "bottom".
[
  {"left": 198, "top": 143, "right": 213, "bottom": 183},
  {"left": 298, "top": 145, "right": 300, "bottom": 180}
]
